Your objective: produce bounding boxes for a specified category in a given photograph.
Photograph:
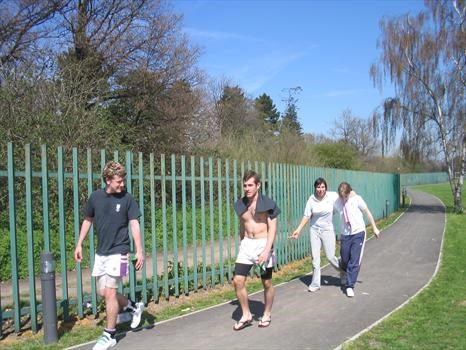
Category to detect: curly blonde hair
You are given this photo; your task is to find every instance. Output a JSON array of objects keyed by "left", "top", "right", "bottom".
[{"left": 102, "top": 161, "right": 127, "bottom": 182}]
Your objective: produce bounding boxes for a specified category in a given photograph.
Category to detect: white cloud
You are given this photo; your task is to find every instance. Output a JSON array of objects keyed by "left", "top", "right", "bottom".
[
  {"left": 184, "top": 27, "right": 266, "bottom": 44},
  {"left": 226, "top": 51, "right": 308, "bottom": 93}
]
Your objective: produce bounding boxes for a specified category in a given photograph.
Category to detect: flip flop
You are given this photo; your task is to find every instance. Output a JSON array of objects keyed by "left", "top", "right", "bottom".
[
  {"left": 233, "top": 318, "right": 253, "bottom": 331},
  {"left": 258, "top": 316, "right": 271, "bottom": 328}
]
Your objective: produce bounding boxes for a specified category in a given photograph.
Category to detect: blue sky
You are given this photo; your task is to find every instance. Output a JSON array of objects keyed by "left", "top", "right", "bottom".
[{"left": 172, "top": 0, "right": 426, "bottom": 135}]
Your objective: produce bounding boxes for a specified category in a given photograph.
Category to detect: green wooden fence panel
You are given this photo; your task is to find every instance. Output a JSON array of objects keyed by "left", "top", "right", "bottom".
[
  {"left": 225, "top": 159, "right": 232, "bottom": 282},
  {"left": 181, "top": 156, "right": 188, "bottom": 294},
  {"left": 0, "top": 141, "right": 449, "bottom": 334},
  {"left": 171, "top": 154, "right": 180, "bottom": 296},
  {"left": 41, "top": 145, "right": 50, "bottom": 252},
  {"left": 190, "top": 156, "right": 198, "bottom": 292},
  {"left": 233, "top": 160, "right": 239, "bottom": 259},
  {"left": 86, "top": 149, "right": 98, "bottom": 314},
  {"left": 8, "top": 143, "right": 20, "bottom": 332},
  {"left": 57, "top": 147, "right": 70, "bottom": 320},
  {"left": 137, "top": 152, "right": 148, "bottom": 303},
  {"left": 72, "top": 148, "right": 84, "bottom": 318},
  {"left": 161, "top": 154, "right": 169, "bottom": 298},
  {"left": 200, "top": 157, "right": 207, "bottom": 290},
  {"left": 208, "top": 158, "right": 215, "bottom": 287},
  {"left": 25, "top": 145, "right": 38, "bottom": 332},
  {"left": 217, "top": 159, "right": 224, "bottom": 285}
]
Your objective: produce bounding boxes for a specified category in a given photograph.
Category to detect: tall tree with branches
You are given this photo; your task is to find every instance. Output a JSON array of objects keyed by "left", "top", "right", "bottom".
[
  {"left": 0, "top": 0, "right": 204, "bottom": 153},
  {"left": 281, "top": 86, "right": 303, "bottom": 135},
  {"left": 255, "top": 93, "right": 280, "bottom": 134},
  {"left": 332, "top": 108, "right": 378, "bottom": 158},
  {"left": 371, "top": 0, "right": 466, "bottom": 212}
]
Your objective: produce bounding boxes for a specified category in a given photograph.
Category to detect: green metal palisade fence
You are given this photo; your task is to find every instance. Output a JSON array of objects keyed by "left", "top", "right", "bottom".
[
  {"left": 400, "top": 172, "right": 448, "bottom": 186},
  {"left": 0, "top": 142, "right": 448, "bottom": 334}
]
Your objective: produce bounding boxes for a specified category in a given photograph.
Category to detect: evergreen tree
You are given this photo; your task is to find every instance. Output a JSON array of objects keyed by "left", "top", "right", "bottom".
[{"left": 255, "top": 93, "right": 280, "bottom": 133}]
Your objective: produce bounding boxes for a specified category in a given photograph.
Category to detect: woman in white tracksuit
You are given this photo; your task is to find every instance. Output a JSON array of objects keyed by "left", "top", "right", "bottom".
[{"left": 290, "top": 178, "right": 341, "bottom": 292}]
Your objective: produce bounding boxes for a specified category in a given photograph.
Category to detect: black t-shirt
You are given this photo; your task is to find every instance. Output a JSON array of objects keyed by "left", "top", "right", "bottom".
[
  {"left": 234, "top": 193, "right": 281, "bottom": 219},
  {"left": 84, "top": 188, "right": 141, "bottom": 255}
]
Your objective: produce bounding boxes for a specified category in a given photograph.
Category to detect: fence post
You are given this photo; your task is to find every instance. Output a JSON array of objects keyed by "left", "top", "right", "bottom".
[{"left": 402, "top": 187, "right": 407, "bottom": 208}]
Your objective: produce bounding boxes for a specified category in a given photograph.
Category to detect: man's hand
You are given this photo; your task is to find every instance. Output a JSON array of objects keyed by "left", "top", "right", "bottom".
[
  {"left": 290, "top": 230, "right": 300, "bottom": 240},
  {"left": 257, "top": 250, "right": 270, "bottom": 265},
  {"left": 373, "top": 227, "right": 380, "bottom": 239},
  {"left": 74, "top": 245, "right": 83, "bottom": 262},
  {"left": 134, "top": 251, "right": 145, "bottom": 271}
]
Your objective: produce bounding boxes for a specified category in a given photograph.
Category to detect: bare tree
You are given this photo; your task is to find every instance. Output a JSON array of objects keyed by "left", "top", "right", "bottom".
[
  {"left": 281, "top": 86, "right": 303, "bottom": 135},
  {"left": 0, "top": 0, "right": 205, "bottom": 154},
  {"left": 55, "top": 0, "right": 203, "bottom": 104},
  {"left": 331, "top": 108, "right": 378, "bottom": 158},
  {"left": 0, "top": 0, "right": 67, "bottom": 67},
  {"left": 371, "top": 1, "right": 466, "bottom": 212}
]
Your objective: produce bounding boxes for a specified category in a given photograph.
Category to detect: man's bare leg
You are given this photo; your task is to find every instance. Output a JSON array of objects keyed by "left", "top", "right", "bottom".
[
  {"left": 103, "top": 287, "right": 119, "bottom": 329},
  {"left": 233, "top": 275, "right": 252, "bottom": 323},
  {"left": 116, "top": 293, "right": 129, "bottom": 309},
  {"left": 260, "top": 278, "right": 274, "bottom": 325}
]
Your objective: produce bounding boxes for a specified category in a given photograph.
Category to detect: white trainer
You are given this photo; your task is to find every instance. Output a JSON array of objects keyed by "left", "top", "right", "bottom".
[
  {"left": 130, "top": 302, "right": 144, "bottom": 329},
  {"left": 93, "top": 331, "right": 117, "bottom": 350},
  {"left": 308, "top": 285, "right": 321, "bottom": 292},
  {"left": 346, "top": 287, "right": 355, "bottom": 297}
]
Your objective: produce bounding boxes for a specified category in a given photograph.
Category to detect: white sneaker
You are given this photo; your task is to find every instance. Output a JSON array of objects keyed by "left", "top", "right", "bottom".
[
  {"left": 308, "top": 285, "right": 321, "bottom": 292},
  {"left": 130, "top": 302, "right": 144, "bottom": 329},
  {"left": 93, "top": 331, "right": 116, "bottom": 350},
  {"left": 346, "top": 287, "right": 355, "bottom": 297}
]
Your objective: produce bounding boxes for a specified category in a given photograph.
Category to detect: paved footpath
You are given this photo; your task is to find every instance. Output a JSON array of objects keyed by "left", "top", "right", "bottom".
[{"left": 70, "top": 189, "right": 445, "bottom": 350}]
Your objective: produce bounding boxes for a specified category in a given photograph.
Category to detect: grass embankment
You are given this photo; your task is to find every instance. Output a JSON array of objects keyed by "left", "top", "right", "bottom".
[{"left": 342, "top": 183, "right": 466, "bottom": 350}]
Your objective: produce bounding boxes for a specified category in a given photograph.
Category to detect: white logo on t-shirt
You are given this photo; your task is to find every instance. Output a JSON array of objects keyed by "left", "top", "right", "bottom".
[{"left": 116, "top": 204, "right": 121, "bottom": 212}]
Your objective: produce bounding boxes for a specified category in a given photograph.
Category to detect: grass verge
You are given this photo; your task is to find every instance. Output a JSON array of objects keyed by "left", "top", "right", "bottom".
[{"left": 342, "top": 183, "right": 466, "bottom": 350}]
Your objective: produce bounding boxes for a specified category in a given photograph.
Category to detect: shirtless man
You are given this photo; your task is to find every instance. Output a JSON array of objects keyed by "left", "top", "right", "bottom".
[{"left": 232, "top": 170, "right": 281, "bottom": 330}]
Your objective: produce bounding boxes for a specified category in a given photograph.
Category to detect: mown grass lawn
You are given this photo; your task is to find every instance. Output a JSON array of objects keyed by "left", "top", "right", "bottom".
[{"left": 342, "top": 183, "right": 466, "bottom": 350}]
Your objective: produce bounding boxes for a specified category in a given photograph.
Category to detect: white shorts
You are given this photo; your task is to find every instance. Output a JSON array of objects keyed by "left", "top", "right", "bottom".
[
  {"left": 96, "top": 274, "right": 120, "bottom": 290},
  {"left": 92, "top": 254, "right": 129, "bottom": 290},
  {"left": 235, "top": 237, "right": 275, "bottom": 268}
]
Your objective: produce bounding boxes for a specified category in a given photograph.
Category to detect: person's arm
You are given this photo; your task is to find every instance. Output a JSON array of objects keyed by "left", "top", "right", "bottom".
[
  {"left": 258, "top": 216, "right": 277, "bottom": 265},
  {"left": 290, "top": 216, "right": 310, "bottom": 239},
  {"left": 130, "top": 219, "right": 144, "bottom": 270},
  {"left": 363, "top": 207, "right": 380, "bottom": 238},
  {"left": 74, "top": 217, "right": 93, "bottom": 262}
]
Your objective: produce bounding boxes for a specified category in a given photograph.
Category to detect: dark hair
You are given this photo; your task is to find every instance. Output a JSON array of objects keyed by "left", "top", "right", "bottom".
[
  {"left": 243, "top": 170, "right": 261, "bottom": 185},
  {"left": 338, "top": 182, "right": 352, "bottom": 196},
  {"left": 314, "top": 177, "right": 327, "bottom": 189}
]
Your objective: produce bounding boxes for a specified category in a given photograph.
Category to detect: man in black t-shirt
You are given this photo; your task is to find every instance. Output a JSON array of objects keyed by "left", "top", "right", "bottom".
[{"left": 74, "top": 161, "right": 145, "bottom": 350}]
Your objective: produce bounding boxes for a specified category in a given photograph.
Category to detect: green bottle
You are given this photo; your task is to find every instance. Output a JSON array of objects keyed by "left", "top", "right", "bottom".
[
  {"left": 255, "top": 262, "right": 266, "bottom": 276},
  {"left": 130, "top": 253, "right": 137, "bottom": 265}
]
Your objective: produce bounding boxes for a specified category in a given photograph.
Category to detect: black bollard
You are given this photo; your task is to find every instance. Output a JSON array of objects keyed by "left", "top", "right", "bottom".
[{"left": 40, "top": 251, "right": 57, "bottom": 344}]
